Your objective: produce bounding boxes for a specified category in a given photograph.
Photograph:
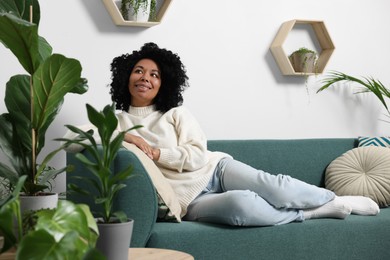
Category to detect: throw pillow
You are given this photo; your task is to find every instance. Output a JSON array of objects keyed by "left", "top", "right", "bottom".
[
  {"left": 122, "top": 142, "right": 182, "bottom": 222},
  {"left": 325, "top": 146, "right": 390, "bottom": 207},
  {"left": 358, "top": 136, "right": 390, "bottom": 147}
]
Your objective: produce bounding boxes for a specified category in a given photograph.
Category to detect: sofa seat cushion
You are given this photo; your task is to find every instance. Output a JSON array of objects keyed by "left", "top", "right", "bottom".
[
  {"left": 146, "top": 208, "right": 390, "bottom": 260},
  {"left": 325, "top": 146, "right": 390, "bottom": 207}
]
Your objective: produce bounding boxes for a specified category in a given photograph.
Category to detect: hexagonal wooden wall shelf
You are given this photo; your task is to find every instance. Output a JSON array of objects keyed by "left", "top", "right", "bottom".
[
  {"left": 270, "top": 19, "right": 335, "bottom": 76},
  {"left": 102, "top": 0, "right": 172, "bottom": 27}
]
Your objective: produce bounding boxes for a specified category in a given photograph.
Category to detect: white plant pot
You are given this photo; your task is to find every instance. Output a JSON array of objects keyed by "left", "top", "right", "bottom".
[
  {"left": 123, "top": 0, "right": 152, "bottom": 22},
  {"left": 19, "top": 193, "right": 58, "bottom": 213}
]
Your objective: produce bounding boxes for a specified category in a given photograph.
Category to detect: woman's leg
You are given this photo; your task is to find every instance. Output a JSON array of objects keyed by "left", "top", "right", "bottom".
[
  {"left": 219, "top": 158, "right": 335, "bottom": 209},
  {"left": 184, "top": 189, "right": 304, "bottom": 226},
  {"left": 220, "top": 158, "right": 379, "bottom": 216}
]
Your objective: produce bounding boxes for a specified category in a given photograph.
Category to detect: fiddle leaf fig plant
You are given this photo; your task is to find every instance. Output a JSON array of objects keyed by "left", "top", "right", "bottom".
[
  {"left": 0, "top": 0, "right": 88, "bottom": 196},
  {"left": 58, "top": 103, "right": 142, "bottom": 223}
]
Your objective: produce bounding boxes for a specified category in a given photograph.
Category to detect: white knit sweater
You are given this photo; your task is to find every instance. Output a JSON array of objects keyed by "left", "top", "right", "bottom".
[{"left": 64, "top": 105, "right": 229, "bottom": 214}]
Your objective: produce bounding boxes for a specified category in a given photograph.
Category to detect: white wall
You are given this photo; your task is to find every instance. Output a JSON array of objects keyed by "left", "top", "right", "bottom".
[{"left": 1, "top": 0, "right": 390, "bottom": 192}]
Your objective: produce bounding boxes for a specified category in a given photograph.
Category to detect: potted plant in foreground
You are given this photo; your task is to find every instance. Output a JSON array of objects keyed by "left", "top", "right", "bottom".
[
  {"left": 289, "top": 47, "right": 318, "bottom": 74},
  {"left": 0, "top": 176, "right": 103, "bottom": 259},
  {"left": 58, "top": 103, "right": 142, "bottom": 260},
  {"left": 0, "top": 0, "right": 88, "bottom": 209},
  {"left": 120, "top": 0, "right": 157, "bottom": 22},
  {"left": 317, "top": 71, "right": 390, "bottom": 121}
]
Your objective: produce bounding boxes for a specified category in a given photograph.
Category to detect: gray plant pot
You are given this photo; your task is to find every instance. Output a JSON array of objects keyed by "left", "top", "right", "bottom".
[{"left": 96, "top": 218, "right": 134, "bottom": 260}]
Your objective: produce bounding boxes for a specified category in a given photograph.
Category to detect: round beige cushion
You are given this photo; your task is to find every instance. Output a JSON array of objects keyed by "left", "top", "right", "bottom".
[{"left": 325, "top": 146, "right": 390, "bottom": 207}]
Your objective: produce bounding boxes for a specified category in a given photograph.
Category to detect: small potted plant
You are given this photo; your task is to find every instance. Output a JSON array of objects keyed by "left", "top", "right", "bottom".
[
  {"left": 0, "top": 0, "right": 88, "bottom": 210},
  {"left": 120, "top": 0, "right": 157, "bottom": 22},
  {"left": 289, "top": 47, "right": 318, "bottom": 74},
  {"left": 58, "top": 103, "right": 142, "bottom": 260}
]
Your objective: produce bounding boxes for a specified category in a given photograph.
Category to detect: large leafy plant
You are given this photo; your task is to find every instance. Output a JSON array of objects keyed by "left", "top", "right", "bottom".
[
  {"left": 317, "top": 71, "right": 390, "bottom": 120},
  {"left": 0, "top": 0, "right": 88, "bottom": 195},
  {"left": 59, "top": 104, "right": 141, "bottom": 223},
  {"left": 0, "top": 176, "right": 103, "bottom": 259}
]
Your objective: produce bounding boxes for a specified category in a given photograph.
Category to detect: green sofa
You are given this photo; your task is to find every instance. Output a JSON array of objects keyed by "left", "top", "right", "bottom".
[{"left": 67, "top": 138, "right": 390, "bottom": 260}]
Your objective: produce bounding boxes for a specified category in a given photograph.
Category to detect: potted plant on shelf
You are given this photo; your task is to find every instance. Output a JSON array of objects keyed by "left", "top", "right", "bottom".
[
  {"left": 0, "top": 0, "right": 88, "bottom": 209},
  {"left": 317, "top": 71, "right": 390, "bottom": 120},
  {"left": 58, "top": 103, "right": 142, "bottom": 260},
  {"left": 0, "top": 176, "right": 103, "bottom": 259},
  {"left": 289, "top": 47, "right": 318, "bottom": 74},
  {"left": 120, "top": 0, "right": 157, "bottom": 22}
]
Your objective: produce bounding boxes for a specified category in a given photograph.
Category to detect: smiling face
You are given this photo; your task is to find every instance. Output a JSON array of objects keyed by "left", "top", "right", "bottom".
[{"left": 129, "top": 59, "right": 161, "bottom": 107}]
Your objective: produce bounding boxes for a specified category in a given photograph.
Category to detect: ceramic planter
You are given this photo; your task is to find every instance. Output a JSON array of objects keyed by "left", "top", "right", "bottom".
[
  {"left": 19, "top": 192, "right": 58, "bottom": 213},
  {"left": 96, "top": 218, "right": 134, "bottom": 260},
  {"left": 289, "top": 52, "right": 317, "bottom": 73},
  {"left": 123, "top": 0, "right": 152, "bottom": 22}
]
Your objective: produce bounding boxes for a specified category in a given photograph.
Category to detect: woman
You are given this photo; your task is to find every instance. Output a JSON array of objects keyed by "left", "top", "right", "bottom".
[{"left": 81, "top": 42, "right": 380, "bottom": 226}]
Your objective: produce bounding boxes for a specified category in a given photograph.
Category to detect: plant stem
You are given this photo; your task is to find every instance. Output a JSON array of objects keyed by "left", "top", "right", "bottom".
[{"left": 29, "top": 5, "right": 36, "bottom": 185}]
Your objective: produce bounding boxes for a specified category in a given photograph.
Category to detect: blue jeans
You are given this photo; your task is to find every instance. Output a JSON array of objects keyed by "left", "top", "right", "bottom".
[{"left": 184, "top": 158, "right": 335, "bottom": 226}]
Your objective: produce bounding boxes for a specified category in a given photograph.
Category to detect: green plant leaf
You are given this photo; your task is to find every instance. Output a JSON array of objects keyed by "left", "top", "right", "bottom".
[
  {"left": 0, "top": 114, "right": 32, "bottom": 181},
  {"left": 17, "top": 229, "right": 78, "bottom": 259},
  {"left": 0, "top": 176, "right": 26, "bottom": 253},
  {"left": 317, "top": 71, "right": 390, "bottom": 116},
  {"left": 112, "top": 210, "right": 128, "bottom": 223},
  {"left": 0, "top": 0, "right": 40, "bottom": 25},
  {"left": 4, "top": 75, "right": 30, "bottom": 127},
  {"left": 32, "top": 54, "right": 83, "bottom": 152},
  {"left": 36, "top": 200, "right": 98, "bottom": 246},
  {"left": 0, "top": 163, "right": 18, "bottom": 188},
  {"left": 0, "top": 12, "right": 44, "bottom": 74}
]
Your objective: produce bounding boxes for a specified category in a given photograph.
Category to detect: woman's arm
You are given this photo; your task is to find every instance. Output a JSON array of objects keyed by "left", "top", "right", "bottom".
[{"left": 156, "top": 107, "right": 209, "bottom": 172}]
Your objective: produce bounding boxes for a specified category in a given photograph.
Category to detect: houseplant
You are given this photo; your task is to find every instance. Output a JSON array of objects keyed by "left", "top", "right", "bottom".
[
  {"left": 317, "top": 71, "right": 390, "bottom": 120},
  {"left": 0, "top": 0, "right": 88, "bottom": 202},
  {"left": 120, "top": 0, "right": 157, "bottom": 22},
  {"left": 289, "top": 47, "right": 318, "bottom": 74},
  {"left": 0, "top": 176, "right": 103, "bottom": 259},
  {"left": 58, "top": 103, "right": 142, "bottom": 260}
]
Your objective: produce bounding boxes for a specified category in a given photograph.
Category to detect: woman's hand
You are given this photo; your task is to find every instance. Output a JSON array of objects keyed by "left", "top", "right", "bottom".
[{"left": 124, "top": 133, "right": 160, "bottom": 161}]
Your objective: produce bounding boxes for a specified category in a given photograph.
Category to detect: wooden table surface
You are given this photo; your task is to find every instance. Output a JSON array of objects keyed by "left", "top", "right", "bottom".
[{"left": 129, "top": 248, "right": 194, "bottom": 260}]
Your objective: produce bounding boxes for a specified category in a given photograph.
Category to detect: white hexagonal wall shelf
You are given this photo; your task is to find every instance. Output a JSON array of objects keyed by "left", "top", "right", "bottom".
[
  {"left": 102, "top": 0, "right": 172, "bottom": 27},
  {"left": 270, "top": 19, "right": 335, "bottom": 75}
]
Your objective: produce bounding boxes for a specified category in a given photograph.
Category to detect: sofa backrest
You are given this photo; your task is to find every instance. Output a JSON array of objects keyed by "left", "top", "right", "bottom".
[{"left": 207, "top": 138, "right": 358, "bottom": 187}]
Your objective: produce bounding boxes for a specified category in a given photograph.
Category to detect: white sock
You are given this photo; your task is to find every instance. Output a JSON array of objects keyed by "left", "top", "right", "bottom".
[
  {"left": 303, "top": 196, "right": 352, "bottom": 220},
  {"left": 337, "top": 195, "right": 380, "bottom": 216}
]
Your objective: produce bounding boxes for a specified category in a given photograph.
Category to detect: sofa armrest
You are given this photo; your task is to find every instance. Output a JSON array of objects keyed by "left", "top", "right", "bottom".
[{"left": 66, "top": 147, "right": 158, "bottom": 247}]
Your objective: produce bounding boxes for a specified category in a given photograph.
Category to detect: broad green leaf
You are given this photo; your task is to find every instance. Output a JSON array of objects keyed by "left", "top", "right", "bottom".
[
  {"left": 0, "top": 114, "right": 32, "bottom": 179},
  {"left": 0, "top": 0, "right": 40, "bottom": 25},
  {"left": 4, "top": 75, "right": 31, "bottom": 127},
  {"left": 0, "top": 12, "right": 41, "bottom": 73},
  {"left": 32, "top": 54, "right": 83, "bottom": 151},
  {"left": 36, "top": 200, "right": 98, "bottom": 246},
  {"left": 17, "top": 229, "right": 77, "bottom": 259}
]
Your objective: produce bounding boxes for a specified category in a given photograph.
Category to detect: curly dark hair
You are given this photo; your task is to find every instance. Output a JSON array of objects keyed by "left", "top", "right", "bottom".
[{"left": 109, "top": 42, "right": 189, "bottom": 113}]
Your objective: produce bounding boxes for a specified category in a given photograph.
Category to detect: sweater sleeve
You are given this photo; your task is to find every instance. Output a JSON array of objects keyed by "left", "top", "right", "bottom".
[{"left": 156, "top": 107, "right": 209, "bottom": 172}]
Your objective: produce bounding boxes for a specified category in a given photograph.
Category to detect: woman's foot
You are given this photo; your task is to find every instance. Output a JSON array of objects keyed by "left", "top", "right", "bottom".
[
  {"left": 303, "top": 196, "right": 352, "bottom": 220},
  {"left": 337, "top": 195, "right": 380, "bottom": 216}
]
